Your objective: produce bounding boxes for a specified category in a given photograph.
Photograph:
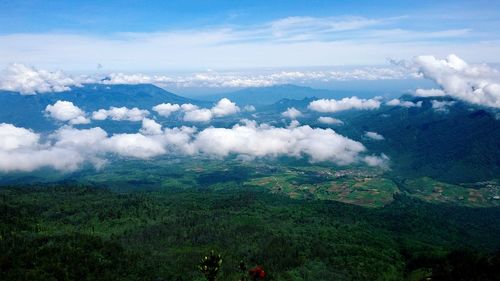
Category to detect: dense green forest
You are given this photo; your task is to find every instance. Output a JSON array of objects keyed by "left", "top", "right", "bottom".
[{"left": 1, "top": 185, "right": 499, "bottom": 280}]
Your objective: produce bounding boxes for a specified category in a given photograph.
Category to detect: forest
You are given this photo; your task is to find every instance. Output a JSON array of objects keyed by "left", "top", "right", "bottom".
[{"left": 1, "top": 185, "right": 499, "bottom": 280}]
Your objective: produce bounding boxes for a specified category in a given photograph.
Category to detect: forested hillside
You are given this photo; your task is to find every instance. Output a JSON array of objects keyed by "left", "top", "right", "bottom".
[{"left": 1, "top": 186, "right": 499, "bottom": 280}]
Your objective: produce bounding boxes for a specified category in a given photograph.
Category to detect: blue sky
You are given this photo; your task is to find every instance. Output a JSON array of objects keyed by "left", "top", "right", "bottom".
[{"left": 0, "top": 0, "right": 499, "bottom": 72}]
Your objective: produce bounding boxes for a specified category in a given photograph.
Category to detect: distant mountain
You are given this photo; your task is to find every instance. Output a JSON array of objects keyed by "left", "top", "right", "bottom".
[
  {"left": 254, "top": 95, "right": 500, "bottom": 183},
  {"left": 0, "top": 84, "right": 204, "bottom": 131},
  {"left": 204, "top": 84, "right": 366, "bottom": 106},
  {"left": 333, "top": 97, "right": 500, "bottom": 183}
]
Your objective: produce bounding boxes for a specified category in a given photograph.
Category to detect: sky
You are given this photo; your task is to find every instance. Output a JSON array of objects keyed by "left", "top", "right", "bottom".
[
  {"left": 1, "top": 0, "right": 500, "bottom": 72},
  {"left": 1, "top": 1, "right": 500, "bottom": 173}
]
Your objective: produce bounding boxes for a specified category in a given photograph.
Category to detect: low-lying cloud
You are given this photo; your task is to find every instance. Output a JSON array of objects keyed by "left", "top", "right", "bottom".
[
  {"left": 211, "top": 98, "right": 240, "bottom": 117},
  {"left": 183, "top": 108, "right": 213, "bottom": 122},
  {"left": 365, "top": 131, "right": 385, "bottom": 140},
  {"left": 431, "top": 100, "right": 456, "bottom": 112},
  {"left": 308, "top": 97, "right": 381, "bottom": 113},
  {"left": 0, "top": 123, "right": 89, "bottom": 172},
  {"left": 281, "top": 107, "right": 302, "bottom": 119},
  {"left": 386, "top": 98, "right": 422, "bottom": 108},
  {"left": 45, "top": 100, "right": 90, "bottom": 125},
  {"left": 152, "top": 98, "right": 241, "bottom": 122},
  {"left": 317, "top": 116, "right": 344, "bottom": 125},
  {"left": 92, "top": 106, "right": 150, "bottom": 121},
  {"left": 0, "top": 121, "right": 388, "bottom": 173},
  {"left": 152, "top": 103, "right": 181, "bottom": 117}
]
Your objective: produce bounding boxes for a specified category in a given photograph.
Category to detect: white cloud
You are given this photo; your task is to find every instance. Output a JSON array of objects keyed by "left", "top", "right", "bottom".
[
  {"left": 92, "top": 106, "right": 149, "bottom": 121},
  {"left": 192, "top": 121, "right": 367, "bottom": 165},
  {"left": 281, "top": 107, "right": 302, "bottom": 119},
  {"left": 180, "top": 103, "right": 199, "bottom": 111},
  {"left": 243, "top": 105, "right": 256, "bottom": 112},
  {"left": 2, "top": 14, "right": 497, "bottom": 72},
  {"left": 152, "top": 103, "right": 180, "bottom": 117},
  {"left": 363, "top": 153, "right": 389, "bottom": 168},
  {"left": 288, "top": 120, "right": 301, "bottom": 128},
  {"left": 179, "top": 103, "right": 213, "bottom": 122},
  {"left": 414, "top": 88, "right": 446, "bottom": 97},
  {"left": 140, "top": 118, "right": 163, "bottom": 135},
  {"left": 7, "top": 55, "right": 498, "bottom": 94},
  {"left": 386, "top": 98, "right": 422, "bottom": 108},
  {"left": 412, "top": 54, "right": 500, "bottom": 108},
  {"left": 162, "top": 126, "right": 197, "bottom": 155},
  {"left": 52, "top": 126, "right": 108, "bottom": 150},
  {"left": 0, "top": 123, "right": 40, "bottom": 151},
  {"left": 308, "top": 97, "right": 381, "bottom": 113},
  {"left": 0, "top": 147, "right": 86, "bottom": 173},
  {"left": 365, "top": 131, "right": 385, "bottom": 140},
  {"left": 211, "top": 98, "right": 240, "bottom": 117},
  {"left": 102, "top": 73, "right": 173, "bottom": 85},
  {"left": 183, "top": 108, "right": 213, "bottom": 122},
  {"left": 179, "top": 98, "right": 240, "bottom": 122},
  {"left": 0, "top": 120, "right": 388, "bottom": 172},
  {"left": 0, "top": 124, "right": 89, "bottom": 172},
  {"left": 317, "top": 116, "right": 344, "bottom": 125},
  {"left": 431, "top": 100, "right": 456, "bottom": 112},
  {"left": 102, "top": 133, "right": 166, "bottom": 158},
  {"left": 99, "top": 67, "right": 411, "bottom": 89},
  {"left": 0, "top": 63, "right": 83, "bottom": 94},
  {"left": 45, "top": 100, "right": 90, "bottom": 125}
]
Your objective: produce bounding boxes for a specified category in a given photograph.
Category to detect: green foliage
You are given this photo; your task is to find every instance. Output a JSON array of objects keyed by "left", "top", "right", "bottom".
[
  {"left": 405, "top": 250, "right": 500, "bottom": 281},
  {"left": 339, "top": 100, "right": 500, "bottom": 183},
  {"left": 1, "top": 186, "right": 499, "bottom": 280},
  {"left": 0, "top": 233, "right": 145, "bottom": 281}
]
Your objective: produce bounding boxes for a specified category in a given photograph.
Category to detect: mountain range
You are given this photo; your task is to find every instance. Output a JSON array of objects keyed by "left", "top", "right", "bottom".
[
  {"left": 0, "top": 84, "right": 201, "bottom": 131},
  {"left": 1, "top": 83, "right": 499, "bottom": 183}
]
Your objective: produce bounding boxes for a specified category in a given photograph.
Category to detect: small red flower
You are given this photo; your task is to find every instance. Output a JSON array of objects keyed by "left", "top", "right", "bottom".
[{"left": 249, "top": 266, "right": 266, "bottom": 279}]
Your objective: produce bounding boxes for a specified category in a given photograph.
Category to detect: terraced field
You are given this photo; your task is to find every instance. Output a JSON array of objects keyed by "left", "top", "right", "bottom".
[{"left": 402, "top": 177, "right": 500, "bottom": 207}]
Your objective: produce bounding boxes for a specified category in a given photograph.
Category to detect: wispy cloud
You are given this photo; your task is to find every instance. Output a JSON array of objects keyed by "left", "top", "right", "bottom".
[{"left": 0, "top": 15, "right": 496, "bottom": 71}]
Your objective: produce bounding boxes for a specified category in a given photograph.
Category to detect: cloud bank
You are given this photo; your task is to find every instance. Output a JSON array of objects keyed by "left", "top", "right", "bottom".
[
  {"left": 0, "top": 64, "right": 82, "bottom": 95},
  {"left": 5, "top": 54, "right": 498, "bottom": 96},
  {"left": 0, "top": 121, "right": 388, "bottom": 173},
  {"left": 191, "top": 120, "right": 370, "bottom": 164},
  {"left": 0, "top": 63, "right": 413, "bottom": 94},
  {"left": 0, "top": 123, "right": 90, "bottom": 172},
  {"left": 101, "top": 67, "right": 412, "bottom": 89}
]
